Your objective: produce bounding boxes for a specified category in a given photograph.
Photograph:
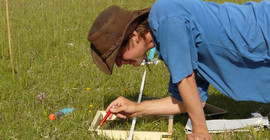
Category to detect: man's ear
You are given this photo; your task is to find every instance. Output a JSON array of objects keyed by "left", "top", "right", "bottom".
[{"left": 130, "top": 31, "right": 140, "bottom": 43}]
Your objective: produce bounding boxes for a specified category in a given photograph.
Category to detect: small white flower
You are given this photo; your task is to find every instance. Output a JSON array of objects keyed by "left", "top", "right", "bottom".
[{"left": 68, "top": 43, "right": 74, "bottom": 46}]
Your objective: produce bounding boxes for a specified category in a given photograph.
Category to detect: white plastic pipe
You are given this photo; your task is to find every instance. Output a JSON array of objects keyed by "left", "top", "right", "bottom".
[{"left": 128, "top": 70, "right": 147, "bottom": 140}]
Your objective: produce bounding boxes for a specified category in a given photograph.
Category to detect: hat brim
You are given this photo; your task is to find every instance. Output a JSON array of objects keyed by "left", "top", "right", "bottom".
[{"left": 91, "top": 43, "right": 120, "bottom": 75}]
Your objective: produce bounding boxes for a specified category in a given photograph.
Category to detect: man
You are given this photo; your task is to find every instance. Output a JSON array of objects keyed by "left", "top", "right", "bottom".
[{"left": 88, "top": 0, "right": 270, "bottom": 139}]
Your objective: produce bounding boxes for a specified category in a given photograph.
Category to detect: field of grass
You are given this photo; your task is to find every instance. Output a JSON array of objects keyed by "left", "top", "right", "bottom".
[{"left": 0, "top": 0, "right": 269, "bottom": 139}]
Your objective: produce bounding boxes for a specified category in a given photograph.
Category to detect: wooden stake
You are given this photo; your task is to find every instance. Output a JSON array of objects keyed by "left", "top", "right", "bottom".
[{"left": 5, "top": 0, "right": 15, "bottom": 76}]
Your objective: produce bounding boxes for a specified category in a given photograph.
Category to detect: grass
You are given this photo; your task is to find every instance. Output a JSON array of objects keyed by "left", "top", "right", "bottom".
[{"left": 0, "top": 0, "right": 269, "bottom": 139}]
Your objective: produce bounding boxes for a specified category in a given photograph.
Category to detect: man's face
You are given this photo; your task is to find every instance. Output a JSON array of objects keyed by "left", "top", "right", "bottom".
[{"left": 115, "top": 31, "right": 154, "bottom": 67}]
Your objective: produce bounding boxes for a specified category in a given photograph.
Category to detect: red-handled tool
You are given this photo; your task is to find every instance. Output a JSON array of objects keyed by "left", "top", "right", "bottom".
[{"left": 99, "top": 109, "right": 112, "bottom": 127}]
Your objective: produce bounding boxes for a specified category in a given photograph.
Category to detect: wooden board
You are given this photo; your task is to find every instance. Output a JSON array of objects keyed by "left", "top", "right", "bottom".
[{"left": 89, "top": 111, "right": 174, "bottom": 140}]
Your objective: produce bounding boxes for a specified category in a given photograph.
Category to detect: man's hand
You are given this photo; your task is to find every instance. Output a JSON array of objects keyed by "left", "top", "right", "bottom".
[
  {"left": 106, "top": 96, "right": 139, "bottom": 119},
  {"left": 187, "top": 133, "right": 212, "bottom": 140}
]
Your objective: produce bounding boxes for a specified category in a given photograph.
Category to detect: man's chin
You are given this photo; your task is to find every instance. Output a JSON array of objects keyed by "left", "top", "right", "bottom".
[
  {"left": 132, "top": 59, "right": 144, "bottom": 67},
  {"left": 133, "top": 63, "right": 141, "bottom": 67},
  {"left": 133, "top": 61, "right": 143, "bottom": 67}
]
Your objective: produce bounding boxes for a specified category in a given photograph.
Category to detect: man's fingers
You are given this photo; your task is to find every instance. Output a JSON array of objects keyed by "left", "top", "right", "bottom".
[
  {"left": 187, "top": 133, "right": 212, "bottom": 140},
  {"left": 108, "top": 113, "right": 113, "bottom": 119},
  {"left": 110, "top": 105, "right": 126, "bottom": 113},
  {"left": 104, "top": 96, "right": 134, "bottom": 119},
  {"left": 116, "top": 113, "right": 127, "bottom": 119},
  {"left": 106, "top": 102, "right": 118, "bottom": 112}
]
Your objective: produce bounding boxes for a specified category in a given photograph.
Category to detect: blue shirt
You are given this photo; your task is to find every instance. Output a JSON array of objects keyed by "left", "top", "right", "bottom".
[{"left": 149, "top": 0, "right": 270, "bottom": 103}]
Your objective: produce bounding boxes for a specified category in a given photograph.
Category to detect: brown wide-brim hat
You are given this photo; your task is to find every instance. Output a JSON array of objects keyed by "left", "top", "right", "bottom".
[{"left": 88, "top": 5, "right": 151, "bottom": 75}]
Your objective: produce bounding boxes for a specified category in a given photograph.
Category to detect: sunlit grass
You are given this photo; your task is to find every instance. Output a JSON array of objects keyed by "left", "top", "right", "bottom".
[{"left": 0, "top": 0, "right": 268, "bottom": 139}]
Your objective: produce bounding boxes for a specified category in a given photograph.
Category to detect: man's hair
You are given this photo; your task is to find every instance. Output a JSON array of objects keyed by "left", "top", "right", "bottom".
[
  {"left": 135, "top": 18, "right": 149, "bottom": 40},
  {"left": 121, "top": 19, "right": 150, "bottom": 48}
]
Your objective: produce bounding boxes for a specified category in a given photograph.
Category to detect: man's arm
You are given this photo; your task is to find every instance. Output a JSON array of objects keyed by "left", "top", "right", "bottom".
[
  {"left": 108, "top": 96, "right": 188, "bottom": 119},
  {"left": 107, "top": 93, "right": 206, "bottom": 119},
  {"left": 136, "top": 96, "right": 188, "bottom": 116},
  {"left": 177, "top": 72, "right": 211, "bottom": 139}
]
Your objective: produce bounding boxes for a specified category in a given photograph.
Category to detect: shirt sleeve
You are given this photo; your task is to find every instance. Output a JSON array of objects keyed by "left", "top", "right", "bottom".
[
  {"left": 169, "top": 74, "right": 209, "bottom": 102},
  {"left": 156, "top": 16, "right": 198, "bottom": 84}
]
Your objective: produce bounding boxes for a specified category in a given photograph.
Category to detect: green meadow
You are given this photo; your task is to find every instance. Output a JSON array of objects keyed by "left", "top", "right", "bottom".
[{"left": 0, "top": 0, "right": 269, "bottom": 139}]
